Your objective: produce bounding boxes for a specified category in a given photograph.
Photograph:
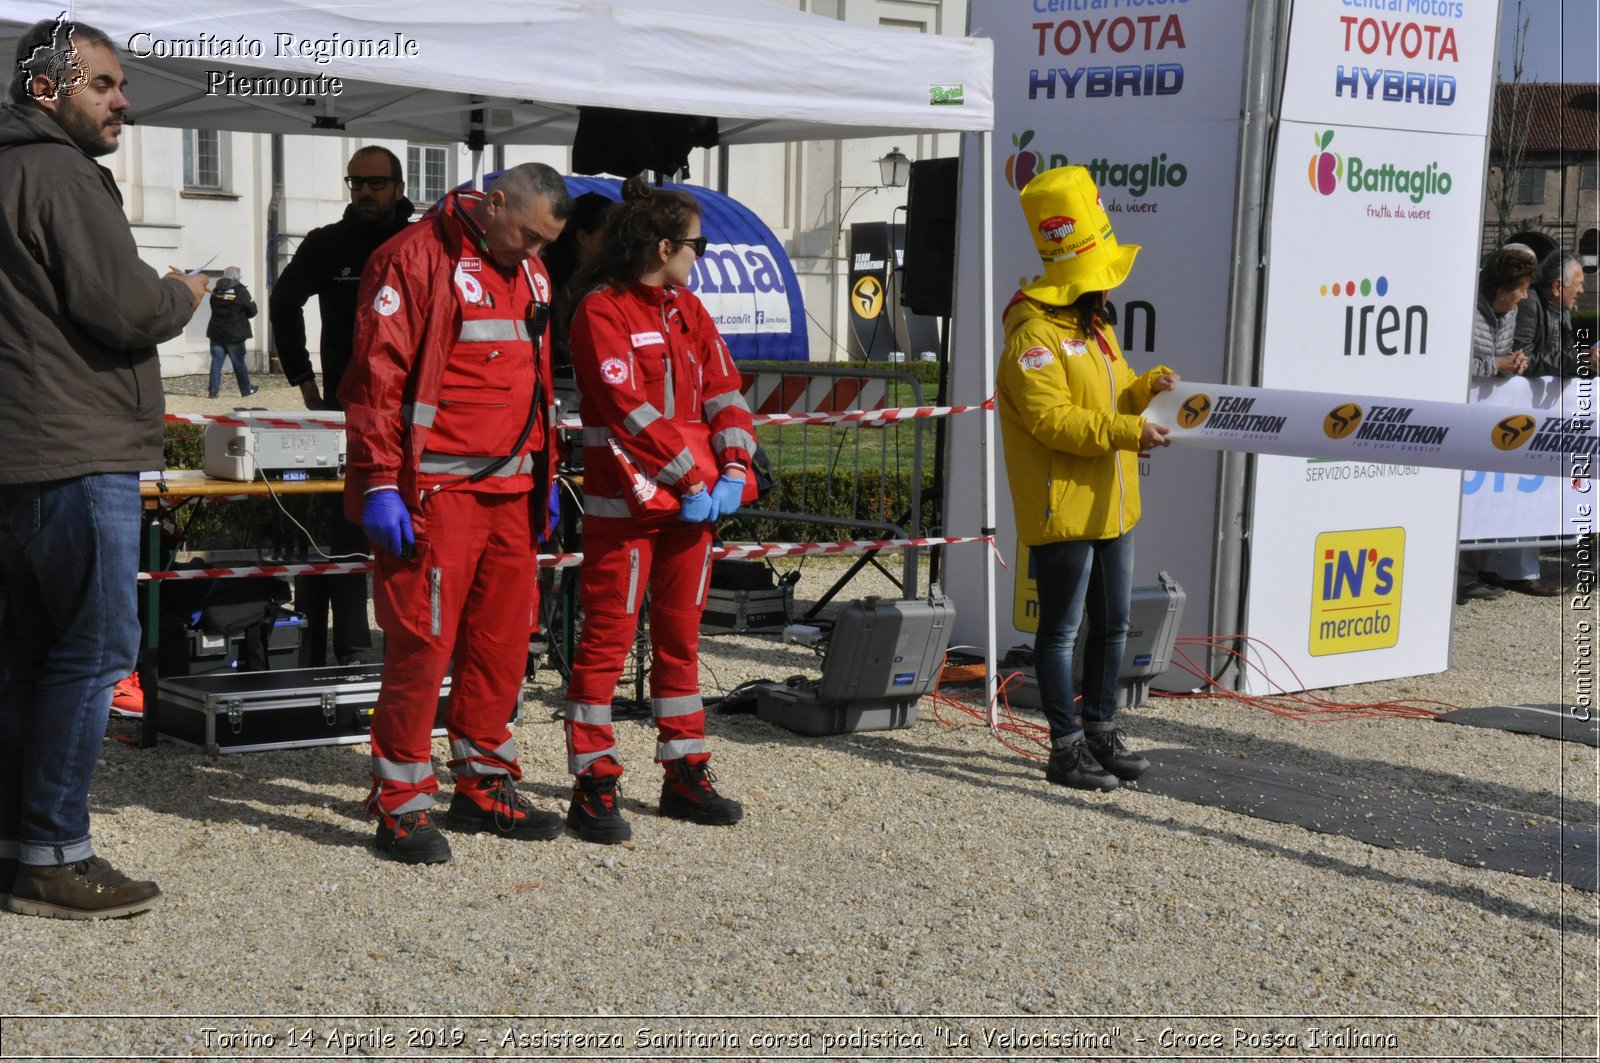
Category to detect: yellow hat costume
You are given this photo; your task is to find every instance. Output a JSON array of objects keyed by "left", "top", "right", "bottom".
[{"left": 1017, "top": 165, "right": 1139, "bottom": 306}]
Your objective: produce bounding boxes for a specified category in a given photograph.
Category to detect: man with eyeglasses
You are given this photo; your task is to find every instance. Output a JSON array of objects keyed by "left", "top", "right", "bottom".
[
  {"left": 269, "top": 146, "right": 414, "bottom": 669},
  {"left": 338, "top": 163, "right": 573, "bottom": 864}
]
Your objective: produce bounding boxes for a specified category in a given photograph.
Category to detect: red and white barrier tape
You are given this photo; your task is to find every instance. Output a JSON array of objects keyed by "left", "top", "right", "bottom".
[
  {"left": 138, "top": 536, "right": 998, "bottom": 581},
  {"left": 164, "top": 400, "right": 994, "bottom": 433}
]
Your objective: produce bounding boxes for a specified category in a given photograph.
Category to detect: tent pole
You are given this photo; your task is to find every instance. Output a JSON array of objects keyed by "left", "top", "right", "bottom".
[{"left": 978, "top": 129, "right": 999, "bottom": 728}]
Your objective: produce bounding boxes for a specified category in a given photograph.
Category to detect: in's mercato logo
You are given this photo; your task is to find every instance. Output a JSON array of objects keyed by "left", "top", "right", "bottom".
[
  {"left": 1309, "top": 527, "right": 1404, "bottom": 657},
  {"left": 1308, "top": 130, "right": 1452, "bottom": 204},
  {"left": 1005, "top": 131, "right": 1189, "bottom": 194},
  {"left": 1319, "top": 274, "right": 1429, "bottom": 358}
]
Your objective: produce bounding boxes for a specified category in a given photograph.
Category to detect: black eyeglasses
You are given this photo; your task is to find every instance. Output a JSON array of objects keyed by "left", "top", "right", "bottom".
[
  {"left": 671, "top": 235, "right": 708, "bottom": 257},
  {"left": 344, "top": 175, "right": 397, "bottom": 191}
]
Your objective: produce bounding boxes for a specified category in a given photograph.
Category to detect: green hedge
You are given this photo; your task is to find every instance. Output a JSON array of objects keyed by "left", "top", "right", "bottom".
[{"left": 721, "top": 467, "right": 937, "bottom": 543}]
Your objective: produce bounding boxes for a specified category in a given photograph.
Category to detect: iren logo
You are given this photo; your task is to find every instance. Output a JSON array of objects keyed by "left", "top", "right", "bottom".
[
  {"left": 1309, "top": 527, "right": 1404, "bottom": 657},
  {"left": 1320, "top": 274, "right": 1428, "bottom": 358}
]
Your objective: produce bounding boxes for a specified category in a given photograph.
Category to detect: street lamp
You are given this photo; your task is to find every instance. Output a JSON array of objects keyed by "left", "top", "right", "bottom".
[{"left": 878, "top": 147, "right": 911, "bottom": 188}]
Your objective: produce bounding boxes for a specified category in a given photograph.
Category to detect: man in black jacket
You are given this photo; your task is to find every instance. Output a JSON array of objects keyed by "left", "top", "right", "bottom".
[
  {"left": 271, "top": 147, "right": 414, "bottom": 667},
  {"left": 206, "top": 266, "right": 259, "bottom": 398},
  {"left": 0, "top": 18, "right": 206, "bottom": 919}
]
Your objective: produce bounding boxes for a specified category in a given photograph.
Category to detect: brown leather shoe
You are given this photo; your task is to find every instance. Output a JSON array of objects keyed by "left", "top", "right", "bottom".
[
  {"left": 5, "top": 857, "right": 161, "bottom": 920},
  {"left": 1500, "top": 578, "right": 1562, "bottom": 597}
]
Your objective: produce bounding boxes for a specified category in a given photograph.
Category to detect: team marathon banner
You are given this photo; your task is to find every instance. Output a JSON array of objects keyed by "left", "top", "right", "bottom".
[
  {"left": 138, "top": 536, "right": 999, "bottom": 582},
  {"left": 1148, "top": 383, "right": 1596, "bottom": 480}
]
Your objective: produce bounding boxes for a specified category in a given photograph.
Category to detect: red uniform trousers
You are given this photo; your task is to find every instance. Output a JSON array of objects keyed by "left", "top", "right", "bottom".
[
  {"left": 366, "top": 489, "right": 536, "bottom": 817},
  {"left": 564, "top": 521, "right": 714, "bottom": 780}
]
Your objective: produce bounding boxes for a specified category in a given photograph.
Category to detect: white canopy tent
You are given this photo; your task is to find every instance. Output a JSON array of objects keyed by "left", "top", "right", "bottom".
[
  {"left": 3, "top": 0, "right": 992, "bottom": 144},
  {"left": 3, "top": 0, "right": 1004, "bottom": 708}
]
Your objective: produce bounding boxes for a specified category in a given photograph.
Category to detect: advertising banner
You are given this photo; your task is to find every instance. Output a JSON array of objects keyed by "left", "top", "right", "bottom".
[
  {"left": 1461, "top": 374, "right": 1596, "bottom": 542},
  {"left": 1245, "top": 0, "right": 1500, "bottom": 691},
  {"left": 946, "top": 0, "right": 1251, "bottom": 664},
  {"left": 1279, "top": 0, "right": 1500, "bottom": 135},
  {"left": 562, "top": 176, "right": 806, "bottom": 361},
  {"left": 848, "top": 222, "right": 898, "bottom": 361}
]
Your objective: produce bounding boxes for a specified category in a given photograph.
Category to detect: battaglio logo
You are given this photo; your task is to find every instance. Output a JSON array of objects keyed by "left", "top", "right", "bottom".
[
  {"left": 1004, "top": 131, "right": 1189, "bottom": 194},
  {"left": 1308, "top": 130, "right": 1343, "bottom": 195},
  {"left": 1308, "top": 130, "right": 1452, "bottom": 204},
  {"left": 1309, "top": 527, "right": 1405, "bottom": 657}
]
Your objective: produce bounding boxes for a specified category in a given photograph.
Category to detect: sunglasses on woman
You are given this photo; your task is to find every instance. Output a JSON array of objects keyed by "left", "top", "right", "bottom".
[{"left": 671, "top": 235, "right": 708, "bottom": 257}]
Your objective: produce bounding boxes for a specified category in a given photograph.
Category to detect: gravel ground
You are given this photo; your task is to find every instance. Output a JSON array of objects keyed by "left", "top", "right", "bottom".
[{"left": 2, "top": 378, "right": 1593, "bottom": 1061}]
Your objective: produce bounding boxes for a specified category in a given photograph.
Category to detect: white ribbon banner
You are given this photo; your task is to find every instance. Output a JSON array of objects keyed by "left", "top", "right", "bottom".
[{"left": 1148, "top": 382, "right": 1596, "bottom": 480}]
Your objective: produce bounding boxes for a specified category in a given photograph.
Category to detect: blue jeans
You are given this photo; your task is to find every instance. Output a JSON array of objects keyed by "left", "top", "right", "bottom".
[
  {"left": 0, "top": 474, "right": 142, "bottom": 865},
  {"left": 1030, "top": 533, "right": 1134, "bottom": 748},
  {"left": 208, "top": 341, "right": 253, "bottom": 397}
]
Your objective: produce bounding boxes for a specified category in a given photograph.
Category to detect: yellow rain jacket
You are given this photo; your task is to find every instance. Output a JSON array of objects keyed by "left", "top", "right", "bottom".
[{"left": 997, "top": 294, "right": 1174, "bottom": 547}]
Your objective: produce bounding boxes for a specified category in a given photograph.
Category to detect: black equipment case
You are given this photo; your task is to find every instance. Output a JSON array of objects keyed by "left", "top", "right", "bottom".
[{"left": 155, "top": 664, "right": 451, "bottom": 755}]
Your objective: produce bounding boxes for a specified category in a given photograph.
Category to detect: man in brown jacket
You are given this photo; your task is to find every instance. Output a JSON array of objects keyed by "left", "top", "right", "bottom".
[{"left": 0, "top": 18, "right": 206, "bottom": 919}]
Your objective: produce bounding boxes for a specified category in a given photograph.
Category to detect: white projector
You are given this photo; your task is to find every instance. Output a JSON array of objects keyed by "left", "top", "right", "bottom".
[{"left": 203, "top": 411, "right": 346, "bottom": 482}]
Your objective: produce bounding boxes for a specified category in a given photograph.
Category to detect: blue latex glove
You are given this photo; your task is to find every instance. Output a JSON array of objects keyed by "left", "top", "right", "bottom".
[
  {"left": 544, "top": 480, "right": 561, "bottom": 542},
  {"left": 362, "top": 490, "right": 415, "bottom": 558},
  {"left": 678, "top": 486, "right": 719, "bottom": 523},
  {"left": 709, "top": 475, "right": 745, "bottom": 518}
]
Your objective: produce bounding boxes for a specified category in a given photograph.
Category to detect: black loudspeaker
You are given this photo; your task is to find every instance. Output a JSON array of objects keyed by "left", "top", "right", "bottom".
[
  {"left": 571, "top": 107, "right": 719, "bottom": 179},
  {"left": 901, "top": 158, "right": 960, "bottom": 317}
]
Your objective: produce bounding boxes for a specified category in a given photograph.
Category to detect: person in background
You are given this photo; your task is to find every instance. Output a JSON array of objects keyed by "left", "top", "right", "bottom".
[
  {"left": 544, "top": 190, "right": 615, "bottom": 374},
  {"left": 1477, "top": 249, "right": 1591, "bottom": 597},
  {"left": 0, "top": 18, "right": 207, "bottom": 918},
  {"left": 996, "top": 165, "right": 1179, "bottom": 793},
  {"left": 206, "top": 266, "right": 258, "bottom": 398},
  {"left": 271, "top": 146, "right": 415, "bottom": 667},
  {"left": 562, "top": 176, "right": 755, "bottom": 843},
  {"left": 339, "top": 163, "right": 571, "bottom": 864},
  {"left": 1461, "top": 247, "right": 1545, "bottom": 603}
]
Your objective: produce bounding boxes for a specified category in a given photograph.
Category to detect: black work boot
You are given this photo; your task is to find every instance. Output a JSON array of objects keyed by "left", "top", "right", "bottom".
[
  {"left": 6, "top": 857, "right": 162, "bottom": 920},
  {"left": 567, "top": 773, "right": 632, "bottom": 844},
  {"left": 1044, "top": 738, "right": 1119, "bottom": 792},
  {"left": 660, "top": 760, "right": 744, "bottom": 825},
  {"left": 1085, "top": 728, "right": 1150, "bottom": 781},
  {"left": 374, "top": 810, "right": 452, "bottom": 865},
  {"left": 0, "top": 857, "right": 16, "bottom": 898},
  {"left": 447, "top": 775, "right": 562, "bottom": 840}
]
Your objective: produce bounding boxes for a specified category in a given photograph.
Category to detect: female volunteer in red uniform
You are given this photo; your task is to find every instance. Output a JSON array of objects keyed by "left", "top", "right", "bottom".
[{"left": 562, "top": 177, "right": 756, "bottom": 844}]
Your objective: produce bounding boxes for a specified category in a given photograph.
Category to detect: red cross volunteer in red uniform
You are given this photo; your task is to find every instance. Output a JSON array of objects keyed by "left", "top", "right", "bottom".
[
  {"left": 562, "top": 176, "right": 757, "bottom": 844},
  {"left": 339, "top": 163, "right": 573, "bottom": 864}
]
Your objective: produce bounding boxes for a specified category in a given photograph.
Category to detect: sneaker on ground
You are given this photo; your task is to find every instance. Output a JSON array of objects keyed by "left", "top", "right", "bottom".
[
  {"left": 111, "top": 673, "right": 144, "bottom": 716},
  {"left": 659, "top": 760, "right": 744, "bottom": 826},
  {"left": 374, "top": 810, "right": 452, "bottom": 864},
  {"left": 1044, "top": 738, "right": 1119, "bottom": 792},
  {"left": 242, "top": 385, "right": 260, "bottom": 397},
  {"left": 5, "top": 856, "right": 161, "bottom": 920},
  {"left": 1456, "top": 579, "right": 1505, "bottom": 604},
  {"left": 1085, "top": 728, "right": 1150, "bottom": 780},
  {"left": 566, "top": 773, "right": 632, "bottom": 844},
  {"left": 447, "top": 776, "right": 562, "bottom": 840}
]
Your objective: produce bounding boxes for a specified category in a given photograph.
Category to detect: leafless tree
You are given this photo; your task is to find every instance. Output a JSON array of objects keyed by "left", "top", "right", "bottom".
[{"left": 1489, "top": 0, "right": 1537, "bottom": 245}]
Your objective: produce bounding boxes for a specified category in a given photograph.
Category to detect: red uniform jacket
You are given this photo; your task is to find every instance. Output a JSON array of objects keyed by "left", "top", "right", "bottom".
[
  {"left": 570, "top": 282, "right": 755, "bottom": 528},
  {"left": 339, "top": 191, "right": 557, "bottom": 525}
]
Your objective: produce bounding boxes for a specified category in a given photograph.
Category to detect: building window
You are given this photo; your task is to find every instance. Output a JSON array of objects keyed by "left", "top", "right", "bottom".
[
  {"left": 1514, "top": 167, "right": 1545, "bottom": 205},
  {"left": 1581, "top": 163, "right": 1599, "bottom": 190},
  {"left": 183, "top": 129, "right": 222, "bottom": 190},
  {"left": 407, "top": 144, "right": 449, "bottom": 207}
]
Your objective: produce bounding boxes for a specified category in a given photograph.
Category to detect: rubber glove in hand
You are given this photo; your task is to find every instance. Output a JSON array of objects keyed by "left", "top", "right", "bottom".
[
  {"left": 677, "top": 487, "right": 719, "bottom": 523},
  {"left": 709, "top": 474, "right": 746, "bottom": 518},
  {"left": 362, "top": 490, "right": 415, "bottom": 558}
]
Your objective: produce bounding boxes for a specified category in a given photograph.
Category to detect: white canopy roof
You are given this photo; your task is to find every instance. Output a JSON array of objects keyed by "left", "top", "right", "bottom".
[{"left": 4, "top": 0, "right": 993, "bottom": 144}]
